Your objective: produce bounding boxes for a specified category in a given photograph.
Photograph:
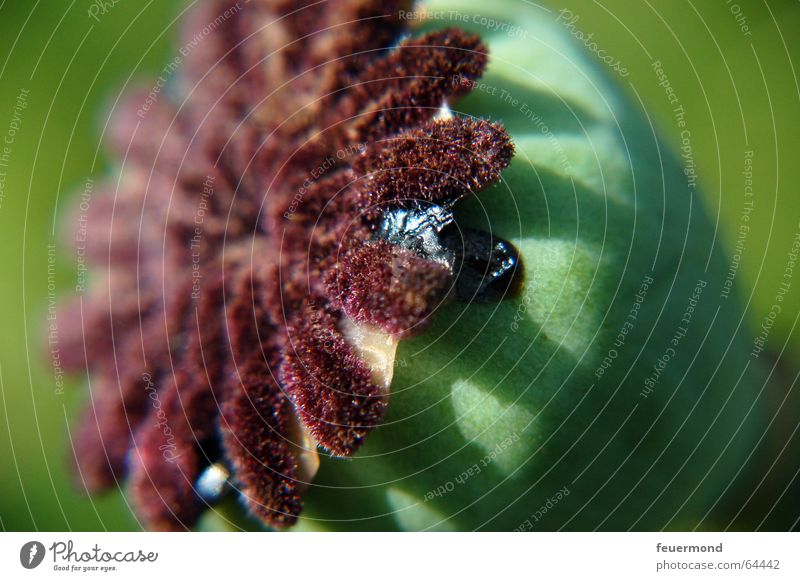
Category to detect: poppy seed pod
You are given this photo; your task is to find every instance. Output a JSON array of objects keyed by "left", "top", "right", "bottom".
[
  {"left": 57, "top": 0, "right": 767, "bottom": 531},
  {"left": 297, "top": 0, "right": 768, "bottom": 531}
]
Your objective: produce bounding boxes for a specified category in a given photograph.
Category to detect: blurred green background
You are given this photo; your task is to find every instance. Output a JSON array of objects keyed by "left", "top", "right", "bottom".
[{"left": 0, "top": 0, "right": 797, "bottom": 530}]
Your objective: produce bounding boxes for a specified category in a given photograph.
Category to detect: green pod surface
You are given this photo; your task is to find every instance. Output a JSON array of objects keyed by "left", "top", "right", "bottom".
[{"left": 297, "top": 0, "right": 767, "bottom": 531}]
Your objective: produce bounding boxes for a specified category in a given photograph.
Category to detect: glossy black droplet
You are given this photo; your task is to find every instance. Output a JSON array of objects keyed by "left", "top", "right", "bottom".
[
  {"left": 375, "top": 202, "right": 455, "bottom": 265},
  {"left": 441, "top": 226, "right": 524, "bottom": 303},
  {"left": 377, "top": 203, "right": 524, "bottom": 303}
]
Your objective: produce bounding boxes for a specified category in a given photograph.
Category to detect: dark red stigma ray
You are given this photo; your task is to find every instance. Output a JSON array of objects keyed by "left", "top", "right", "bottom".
[{"left": 56, "top": 0, "right": 513, "bottom": 530}]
